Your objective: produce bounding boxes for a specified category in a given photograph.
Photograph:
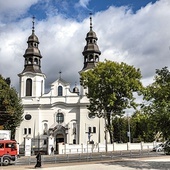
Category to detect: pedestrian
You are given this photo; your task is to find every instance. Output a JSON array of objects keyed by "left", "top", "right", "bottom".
[
  {"left": 35, "top": 151, "right": 41, "bottom": 168},
  {"left": 51, "top": 146, "right": 54, "bottom": 155}
]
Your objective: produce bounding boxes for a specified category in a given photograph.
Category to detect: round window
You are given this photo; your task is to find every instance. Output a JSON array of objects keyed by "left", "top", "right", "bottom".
[{"left": 25, "top": 114, "right": 32, "bottom": 120}]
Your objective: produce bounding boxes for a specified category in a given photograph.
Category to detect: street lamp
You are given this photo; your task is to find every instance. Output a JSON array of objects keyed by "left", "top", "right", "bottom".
[
  {"left": 104, "top": 115, "right": 108, "bottom": 152},
  {"left": 127, "top": 114, "right": 131, "bottom": 143},
  {"left": 38, "top": 133, "right": 40, "bottom": 152}
]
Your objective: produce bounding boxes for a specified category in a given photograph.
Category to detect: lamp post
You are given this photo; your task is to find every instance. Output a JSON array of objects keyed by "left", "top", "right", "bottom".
[
  {"left": 104, "top": 115, "right": 108, "bottom": 152},
  {"left": 118, "top": 116, "right": 122, "bottom": 143},
  {"left": 38, "top": 133, "right": 40, "bottom": 152},
  {"left": 127, "top": 114, "right": 131, "bottom": 143}
]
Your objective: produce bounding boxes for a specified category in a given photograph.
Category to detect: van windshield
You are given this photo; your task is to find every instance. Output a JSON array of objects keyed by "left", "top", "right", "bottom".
[{"left": 5, "top": 143, "right": 17, "bottom": 149}]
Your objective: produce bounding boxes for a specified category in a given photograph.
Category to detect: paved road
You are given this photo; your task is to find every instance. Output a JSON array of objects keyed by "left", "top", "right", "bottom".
[{"left": 1, "top": 155, "right": 170, "bottom": 170}]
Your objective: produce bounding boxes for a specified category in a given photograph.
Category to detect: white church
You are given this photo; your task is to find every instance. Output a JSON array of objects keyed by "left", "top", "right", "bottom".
[{"left": 15, "top": 17, "right": 106, "bottom": 154}]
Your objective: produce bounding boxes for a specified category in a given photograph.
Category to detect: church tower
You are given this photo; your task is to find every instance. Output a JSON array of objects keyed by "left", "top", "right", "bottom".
[
  {"left": 18, "top": 17, "right": 46, "bottom": 97},
  {"left": 81, "top": 14, "right": 101, "bottom": 72},
  {"left": 80, "top": 14, "right": 101, "bottom": 95}
]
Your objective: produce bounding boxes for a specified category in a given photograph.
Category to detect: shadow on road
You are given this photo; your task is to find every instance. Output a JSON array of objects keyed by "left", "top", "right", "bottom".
[{"left": 100, "top": 159, "right": 170, "bottom": 169}]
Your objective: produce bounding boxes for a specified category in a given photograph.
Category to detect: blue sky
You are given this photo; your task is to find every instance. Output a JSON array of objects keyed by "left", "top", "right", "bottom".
[
  {"left": 28, "top": 0, "right": 158, "bottom": 21},
  {"left": 0, "top": 0, "right": 169, "bottom": 92}
]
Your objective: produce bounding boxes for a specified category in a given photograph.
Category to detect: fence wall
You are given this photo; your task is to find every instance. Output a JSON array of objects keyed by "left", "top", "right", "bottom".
[{"left": 58, "top": 142, "right": 158, "bottom": 154}]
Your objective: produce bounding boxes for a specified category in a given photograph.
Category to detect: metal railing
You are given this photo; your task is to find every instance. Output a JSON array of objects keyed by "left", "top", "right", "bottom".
[{"left": 14, "top": 150, "right": 164, "bottom": 166}]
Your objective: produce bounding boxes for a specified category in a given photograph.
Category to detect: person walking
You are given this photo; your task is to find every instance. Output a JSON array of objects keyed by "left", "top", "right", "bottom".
[
  {"left": 35, "top": 152, "right": 41, "bottom": 168},
  {"left": 51, "top": 146, "right": 54, "bottom": 155}
]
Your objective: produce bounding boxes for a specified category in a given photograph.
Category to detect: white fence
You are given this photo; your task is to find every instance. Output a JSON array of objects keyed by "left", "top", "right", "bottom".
[{"left": 58, "top": 142, "right": 158, "bottom": 154}]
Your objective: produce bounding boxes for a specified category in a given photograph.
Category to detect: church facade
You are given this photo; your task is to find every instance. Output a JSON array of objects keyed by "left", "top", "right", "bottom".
[{"left": 15, "top": 17, "right": 106, "bottom": 154}]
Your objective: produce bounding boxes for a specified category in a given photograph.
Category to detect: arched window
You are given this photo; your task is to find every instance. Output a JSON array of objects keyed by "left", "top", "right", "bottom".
[
  {"left": 28, "top": 58, "right": 32, "bottom": 64},
  {"left": 95, "top": 55, "right": 99, "bottom": 62},
  {"left": 26, "top": 78, "right": 32, "bottom": 96},
  {"left": 89, "top": 55, "right": 93, "bottom": 61},
  {"left": 58, "top": 86, "right": 63, "bottom": 96},
  {"left": 34, "top": 43, "right": 37, "bottom": 47},
  {"left": 56, "top": 112, "right": 64, "bottom": 123},
  {"left": 43, "top": 123, "right": 48, "bottom": 135},
  {"left": 34, "top": 58, "right": 38, "bottom": 64}
]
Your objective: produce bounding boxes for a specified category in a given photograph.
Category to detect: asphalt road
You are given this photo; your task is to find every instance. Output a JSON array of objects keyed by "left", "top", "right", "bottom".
[{"left": 1, "top": 155, "right": 170, "bottom": 170}]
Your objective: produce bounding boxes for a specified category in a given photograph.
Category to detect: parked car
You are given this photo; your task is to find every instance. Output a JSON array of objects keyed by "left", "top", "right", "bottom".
[
  {"left": 164, "top": 140, "right": 170, "bottom": 155},
  {"left": 152, "top": 143, "right": 164, "bottom": 152}
]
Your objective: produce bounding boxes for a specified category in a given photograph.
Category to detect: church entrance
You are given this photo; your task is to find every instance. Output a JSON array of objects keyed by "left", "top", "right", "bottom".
[{"left": 56, "top": 134, "right": 64, "bottom": 153}]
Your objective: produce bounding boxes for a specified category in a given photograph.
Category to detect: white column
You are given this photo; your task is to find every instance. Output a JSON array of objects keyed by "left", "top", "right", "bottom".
[{"left": 25, "top": 137, "right": 31, "bottom": 156}]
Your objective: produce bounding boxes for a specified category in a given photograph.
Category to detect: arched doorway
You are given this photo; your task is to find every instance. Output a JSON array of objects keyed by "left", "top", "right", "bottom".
[
  {"left": 56, "top": 133, "right": 64, "bottom": 151},
  {"left": 56, "top": 134, "right": 64, "bottom": 142},
  {"left": 49, "top": 124, "right": 67, "bottom": 154}
]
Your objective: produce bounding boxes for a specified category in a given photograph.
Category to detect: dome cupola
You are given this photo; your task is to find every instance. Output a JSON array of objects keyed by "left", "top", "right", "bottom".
[
  {"left": 81, "top": 13, "right": 101, "bottom": 71},
  {"left": 22, "top": 16, "right": 42, "bottom": 73}
]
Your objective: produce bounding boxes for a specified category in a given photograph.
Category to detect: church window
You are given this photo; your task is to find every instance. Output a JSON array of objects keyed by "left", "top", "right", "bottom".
[
  {"left": 56, "top": 112, "right": 64, "bottom": 123},
  {"left": 58, "top": 86, "right": 63, "bottom": 96},
  {"left": 28, "top": 128, "right": 31, "bottom": 134},
  {"left": 24, "top": 128, "right": 27, "bottom": 135},
  {"left": 88, "top": 127, "right": 91, "bottom": 133},
  {"left": 95, "top": 55, "right": 99, "bottom": 62},
  {"left": 93, "top": 127, "right": 96, "bottom": 133},
  {"left": 34, "top": 43, "right": 37, "bottom": 47},
  {"left": 44, "top": 139, "right": 47, "bottom": 145},
  {"left": 43, "top": 123, "right": 48, "bottom": 135},
  {"left": 28, "top": 58, "right": 32, "bottom": 64},
  {"left": 89, "top": 55, "right": 93, "bottom": 61},
  {"left": 34, "top": 58, "right": 38, "bottom": 64},
  {"left": 25, "top": 114, "right": 32, "bottom": 120},
  {"left": 26, "top": 78, "right": 32, "bottom": 96}
]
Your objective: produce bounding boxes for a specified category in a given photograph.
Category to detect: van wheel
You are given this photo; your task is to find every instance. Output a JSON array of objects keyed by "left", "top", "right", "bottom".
[{"left": 3, "top": 157, "right": 10, "bottom": 166}]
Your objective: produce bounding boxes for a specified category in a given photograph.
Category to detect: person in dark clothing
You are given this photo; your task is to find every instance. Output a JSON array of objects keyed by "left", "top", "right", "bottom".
[
  {"left": 51, "top": 146, "right": 54, "bottom": 155},
  {"left": 35, "top": 152, "right": 41, "bottom": 168}
]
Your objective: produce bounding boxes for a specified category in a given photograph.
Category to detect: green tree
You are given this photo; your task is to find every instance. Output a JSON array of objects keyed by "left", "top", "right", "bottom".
[
  {"left": 143, "top": 67, "right": 170, "bottom": 140},
  {"left": 0, "top": 75, "right": 23, "bottom": 139},
  {"left": 80, "top": 60, "right": 143, "bottom": 143},
  {"left": 131, "top": 110, "right": 155, "bottom": 142},
  {"left": 112, "top": 116, "right": 128, "bottom": 143}
]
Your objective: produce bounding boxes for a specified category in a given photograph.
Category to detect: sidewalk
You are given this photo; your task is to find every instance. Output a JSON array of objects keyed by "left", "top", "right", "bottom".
[{"left": 1, "top": 156, "right": 170, "bottom": 170}]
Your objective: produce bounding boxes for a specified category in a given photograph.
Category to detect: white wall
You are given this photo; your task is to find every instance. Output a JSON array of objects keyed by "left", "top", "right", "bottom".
[{"left": 58, "top": 142, "right": 158, "bottom": 154}]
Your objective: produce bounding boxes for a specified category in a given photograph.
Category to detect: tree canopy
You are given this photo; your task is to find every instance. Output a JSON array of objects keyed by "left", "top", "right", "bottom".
[
  {"left": 80, "top": 60, "right": 143, "bottom": 143},
  {"left": 131, "top": 110, "right": 155, "bottom": 142},
  {"left": 0, "top": 75, "right": 23, "bottom": 139},
  {"left": 143, "top": 67, "right": 170, "bottom": 140}
]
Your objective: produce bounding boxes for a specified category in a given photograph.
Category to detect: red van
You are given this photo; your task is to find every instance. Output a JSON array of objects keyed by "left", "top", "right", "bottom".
[{"left": 0, "top": 140, "right": 18, "bottom": 165}]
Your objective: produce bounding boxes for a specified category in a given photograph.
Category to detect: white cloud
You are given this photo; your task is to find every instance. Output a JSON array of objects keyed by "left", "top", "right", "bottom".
[
  {"left": 0, "top": 0, "right": 170, "bottom": 93},
  {"left": 78, "top": 0, "right": 91, "bottom": 8},
  {"left": 0, "top": 0, "right": 39, "bottom": 21},
  {"left": 94, "top": 0, "right": 170, "bottom": 83}
]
